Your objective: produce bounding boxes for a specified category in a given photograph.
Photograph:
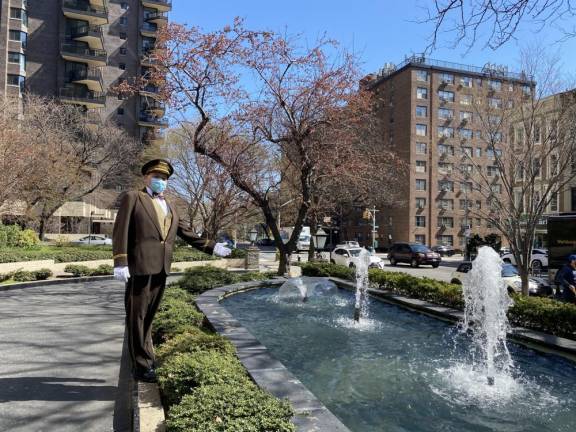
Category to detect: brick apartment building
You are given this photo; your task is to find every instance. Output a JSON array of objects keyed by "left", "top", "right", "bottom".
[
  {"left": 0, "top": 0, "right": 170, "bottom": 236},
  {"left": 344, "top": 56, "right": 535, "bottom": 250}
]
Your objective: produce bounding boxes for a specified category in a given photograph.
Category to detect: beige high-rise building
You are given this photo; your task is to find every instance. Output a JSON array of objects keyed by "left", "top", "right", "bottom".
[
  {"left": 345, "top": 56, "right": 535, "bottom": 250},
  {"left": 0, "top": 0, "right": 169, "bottom": 144}
]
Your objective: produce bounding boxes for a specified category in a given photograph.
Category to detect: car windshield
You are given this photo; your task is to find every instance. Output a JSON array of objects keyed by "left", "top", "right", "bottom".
[
  {"left": 348, "top": 248, "right": 363, "bottom": 257},
  {"left": 412, "top": 245, "right": 431, "bottom": 253},
  {"left": 299, "top": 235, "right": 310, "bottom": 242},
  {"left": 501, "top": 264, "right": 519, "bottom": 277}
]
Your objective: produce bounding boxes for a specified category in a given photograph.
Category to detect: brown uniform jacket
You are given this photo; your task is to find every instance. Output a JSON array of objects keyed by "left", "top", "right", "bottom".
[{"left": 112, "top": 189, "right": 214, "bottom": 275}]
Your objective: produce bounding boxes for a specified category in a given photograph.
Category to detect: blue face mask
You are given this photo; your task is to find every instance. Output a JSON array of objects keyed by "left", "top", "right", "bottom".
[{"left": 150, "top": 177, "right": 167, "bottom": 194}]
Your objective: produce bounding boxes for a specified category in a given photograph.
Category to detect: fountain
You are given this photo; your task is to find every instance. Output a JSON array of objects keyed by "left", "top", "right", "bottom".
[
  {"left": 461, "top": 246, "right": 513, "bottom": 386},
  {"left": 353, "top": 249, "right": 372, "bottom": 322}
]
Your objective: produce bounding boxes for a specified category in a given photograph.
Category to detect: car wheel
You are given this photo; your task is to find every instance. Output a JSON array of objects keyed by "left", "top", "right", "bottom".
[
  {"left": 389, "top": 257, "right": 396, "bottom": 266},
  {"left": 450, "top": 278, "right": 461, "bottom": 285},
  {"left": 411, "top": 258, "right": 419, "bottom": 268},
  {"left": 432, "top": 263, "right": 439, "bottom": 268},
  {"left": 503, "top": 258, "right": 511, "bottom": 264},
  {"left": 531, "top": 260, "right": 542, "bottom": 272}
]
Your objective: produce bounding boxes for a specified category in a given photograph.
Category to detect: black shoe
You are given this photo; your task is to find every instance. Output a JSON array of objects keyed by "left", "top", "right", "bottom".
[{"left": 133, "top": 367, "right": 157, "bottom": 383}]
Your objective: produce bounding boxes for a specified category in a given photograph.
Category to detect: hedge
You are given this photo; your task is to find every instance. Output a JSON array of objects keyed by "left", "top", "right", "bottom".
[
  {"left": 153, "top": 269, "right": 295, "bottom": 431},
  {"left": 0, "top": 268, "right": 53, "bottom": 283},
  {"left": 300, "top": 262, "right": 576, "bottom": 340},
  {"left": 64, "top": 264, "right": 113, "bottom": 277},
  {"left": 176, "top": 266, "right": 274, "bottom": 296}
]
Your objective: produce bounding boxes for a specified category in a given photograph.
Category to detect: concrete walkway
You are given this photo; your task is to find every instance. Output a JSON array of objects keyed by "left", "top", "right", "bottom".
[{"left": 0, "top": 280, "right": 131, "bottom": 432}]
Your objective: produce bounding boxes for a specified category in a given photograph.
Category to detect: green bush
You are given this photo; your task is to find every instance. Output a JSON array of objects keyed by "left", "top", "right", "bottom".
[
  {"left": 171, "top": 267, "right": 182, "bottom": 273},
  {"left": 12, "top": 269, "right": 37, "bottom": 282},
  {"left": 177, "top": 266, "right": 273, "bottom": 296},
  {"left": 153, "top": 294, "right": 205, "bottom": 343},
  {"left": 173, "top": 248, "right": 216, "bottom": 263},
  {"left": 0, "top": 224, "right": 22, "bottom": 247},
  {"left": 229, "top": 248, "right": 247, "bottom": 259},
  {"left": 156, "top": 328, "right": 235, "bottom": 363},
  {"left": 167, "top": 383, "right": 295, "bottom": 432},
  {"left": 17, "top": 229, "right": 40, "bottom": 248},
  {"left": 34, "top": 268, "right": 53, "bottom": 280},
  {"left": 64, "top": 264, "right": 93, "bottom": 277},
  {"left": 301, "top": 262, "right": 575, "bottom": 340},
  {"left": 0, "top": 273, "right": 10, "bottom": 283},
  {"left": 90, "top": 264, "right": 114, "bottom": 276},
  {"left": 158, "top": 351, "right": 250, "bottom": 407}
]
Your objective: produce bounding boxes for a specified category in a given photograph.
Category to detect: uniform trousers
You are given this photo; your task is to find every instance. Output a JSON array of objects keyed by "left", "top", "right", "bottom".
[{"left": 124, "top": 271, "right": 167, "bottom": 372}]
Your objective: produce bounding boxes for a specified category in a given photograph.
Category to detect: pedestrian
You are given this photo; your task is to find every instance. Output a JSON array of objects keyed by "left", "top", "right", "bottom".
[
  {"left": 112, "top": 159, "right": 231, "bottom": 382},
  {"left": 554, "top": 254, "right": 576, "bottom": 304}
]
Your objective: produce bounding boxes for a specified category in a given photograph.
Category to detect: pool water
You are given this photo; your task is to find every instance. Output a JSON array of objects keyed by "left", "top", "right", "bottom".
[{"left": 222, "top": 285, "right": 576, "bottom": 432}]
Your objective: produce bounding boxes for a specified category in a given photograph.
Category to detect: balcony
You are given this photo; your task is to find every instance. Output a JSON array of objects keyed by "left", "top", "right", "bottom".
[
  {"left": 71, "top": 24, "right": 104, "bottom": 50},
  {"left": 141, "top": 22, "right": 158, "bottom": 38},
  {"left": 68, "top": 67, "right": 104, "bottom": 92},
  {"left": 139, "top": 113, "right": 169, "bottom": 128},
  {"left": 60, "top": 87, "right": 106, "bottom": 109},
  {"left": 140, "top": 50, "right": 161, "bottom": 67},
  {"left": 139, "top": 84, "right": 162, "bottom": 99},
  {"left": 141, "top": 0, "right": 172, "bottom": 12},
  {"left": 142, "top": 100, "right": 165, "bottom": 116},
  {"left": 61, "top": 43, "right": 107, "bottom": 66},
  {"left": 62, "top": 0, "right": 108, "bottom": 26},
  {"left": 145, "top": 11, "right": 168, "bottom": 25}
]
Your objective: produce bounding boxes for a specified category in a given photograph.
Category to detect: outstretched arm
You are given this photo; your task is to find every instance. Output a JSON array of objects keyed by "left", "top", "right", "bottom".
[{"left": 176, "top": 219, "right": 215, "bottom": 255}]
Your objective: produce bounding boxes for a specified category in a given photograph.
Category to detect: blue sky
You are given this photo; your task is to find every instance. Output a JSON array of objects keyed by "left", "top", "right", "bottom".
[{"left": 170, "top": 0, "right": 576, "bottom": 78}]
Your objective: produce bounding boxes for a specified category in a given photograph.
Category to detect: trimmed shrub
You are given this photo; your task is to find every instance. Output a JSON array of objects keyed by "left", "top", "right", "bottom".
[
  {"left": 299, "top": 262, "right": 355, "bottom": 280},
  {"left": 229, "top": 248, "right": 247, "bottom": 259},
  {"left": 172, "top": 248, "right": 216, "bottom": 263},
  {"left": 158, "top": 351, "right": 250, "bottom": 407},
  {"left": 12, "top": 269, "right": 37, "bottom": 282},
  {"left": 0, "top": 273, "right": 10, "bottom": 283},
  {"left": 64, "top": 264, "right": 93, "bottom": 277},
  {"left": 153, "top": 295, "right": 204, "bottom": 343},
  {"left": 177, "top": 266, "right": 273, "bottom": 296},
  {"left": 156, "top": 328, "right": 235, "bottom": 363},
  {"left": 167, "top": 383, "right": 295, "bottom": 432},
  {"left": 17, "top": 229, "right": 40, "bottom": 248},
  {"left": 34, "top": 268, "right": 53, "bottom": 280},
  {"left": 90, "top": 264, "right": 114, "bottom": 276}
]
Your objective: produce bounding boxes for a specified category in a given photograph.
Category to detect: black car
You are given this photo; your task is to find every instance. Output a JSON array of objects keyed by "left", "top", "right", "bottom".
[
  {"left": 431, "top": 245, "right": 455, "bottom": 257},
  {"left": 388, "top": 242, "right": 441, "bottom": 268},
  {"left": 256, "top": 238, "right": 276, "bottom": 247}
]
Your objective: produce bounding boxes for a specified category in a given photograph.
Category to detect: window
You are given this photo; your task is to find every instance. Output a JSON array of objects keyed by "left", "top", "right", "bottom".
[
  {"left": 491, "top": 184, "right": 502, "bottom": 194},
  {"left": 416, "top": 216, "right": 426, "bottom": 227},
  {"left": 119, "top": 63, "right": 126, "bottom": 70},
  {"left": 508, "top": 83, "right": 514, "bottom": 92},
  {"left": 475, "top": 147, "right": 482, "bottom": 157},
  {"left": 416, "top": 87, "right": 428, "bottom": 99},
  {"left": 416, "top": 124, "right": 427, "bottom": 136},
  {"left": 489, "top": 80, "right": 502, "bottom": 91},
  {"left": 475, "top": 78, "right": 483, "bottom": 87},
  {"left": 489, "top": 115, "right": 501, "bottom": 125},
  {"left": 415, "top": 160, "right": 426, "bottom": 173},
  {"left": 120, "top": 32, "right": 127, "bottom": 40},
  {"left": 459, "top": 199, "right": 472, "bottom": 210},
  {"left": 460, "top": 76, "right": 473, "bottom": 88},
  {"left": 437, "top": 126, "right": 454, "bottom": 138},
  {"left": 460, "top": 182, "right": 472, "bottom": 193},
  {"left": 121, "top": 2, "right": 129, "bottom": 9},
  {"left": 459, "top": 146, "right": 472, "bottom": 157},
  {"left": 460, "top": 111, "right": 473, "bottom": 122},
  {"left": 461, "top": 164, "right": 473, "bottom": 175},
  {"left": 438, "top": 108, "right": 454, "bottom": 119},
  {"left": 439, "top": 73, "right": 454, "bottom": 84},
  {"left": 488, "top": 97, "right": 502, "bottom": 109},
  {"left": 10, "top": 8, "right": 27, "bottom": 26},
  {"left": 416, "top": 106, "right": 427, "bottom": 117},
  {"left": 460, "top": 94, "right": 472, "bottom": 105},
  {"left": 415, "top": 235, "right": 426, "bottom": 244},
  {"left": 522, "top": 85, "right": 532, "bottom": 96},
  {"left": 459, "top": 129, "right": 473, "bottom": 140},
  {"left": 437, "top": 199, "right": 454, "bottom": 210},
  {"left": 7, "top": 51, "right": 26, "bottom": 70},
  {"left": 475, "top": 200, "right": 482, "bottom": 210},
  {"left": 533, "top": 158, "right": 541, "bottom": 178},
  {"left": 487, "top": 148, "right": 502, "bottom": 159},
  {"left": 117, "top": 107, "right": 125, "bottom": 115},
  {"left": 416, "top": 179, "right": 427, "bottom": 191},
  {"left": 438, "top": 162, "right": 453, "bottom": 174},
  {"left": 120, "top": 47, "right": 127, "bottom": 56},
  {"left": 438, "top": 180, "right": 454, "bottom": 192},
  {"left": 438, "top": 90, "right": 455, "bottom": 102},
  {"left": 9, "top": 30, "right": 27, "bottom": 48},
  {"left": 416, "top": 198, "right": 426, "bottom": 209},
  {"left": 550, "top": 154, "right": 559, "bottom": 177},
  {"left": 6, "top": 74, "right": 25, "bottom": 91},
  {"left": 120, "top": 17, "right": 128, "bottom": 25},
  {"left": 416, "top": 142, "right": 427, "bottom": 154},
  {"left": 487, "top": 166, "right": 499, "bottom": 176},
  {"left": 475, "top": 130, "right": 482, "bottom": 139},
  {"left": 416, "top": 70, "right": 428, "bottom": 81},
  {"left": 550, "top": 194, "right": 558, "bottom": 212},
  {"left": 438, "top": 144, "right": 454, "bottom": 155},
  {"left": 507, "top": 100, "right": 514, "bottom": 108},
  {"left": 438, "top": 235, "right": 454, "bottom": 246},
  {"left": 438, "top": 217, "right": 454, "bottom": 228}
]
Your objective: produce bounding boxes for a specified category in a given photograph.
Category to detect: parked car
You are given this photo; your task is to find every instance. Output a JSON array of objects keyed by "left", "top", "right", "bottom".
[
  {"left": 336, "top": 241, "right": 360, "bottom": 248},
  {"left": 388, "top": 242, "right": 441, "bottom": 268},
  {"left": 71, "top": 235, "right": 112, "bottom": 246},
  {"left": 256, "top": 238, "right": 276, "bottom": 247},
  {"left": 501, "top": 249, "right": 548, "bottom": 271},
  {"left": 296, "top": 234, "right": 311, "bottom": 252},
  {"left": 431, "top": 245, "right": 455, "bottom": 257},
  {"left": 449, "top": 262, "right": 552, "bottom": 296},
  {"left": 330, "top": 246, "right": 385, "bottom": 269}
]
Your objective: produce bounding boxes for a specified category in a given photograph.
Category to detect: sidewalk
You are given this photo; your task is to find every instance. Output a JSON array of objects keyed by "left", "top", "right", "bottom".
[{"left": 0, "top": 279, "right": 131, "bottom": 432}]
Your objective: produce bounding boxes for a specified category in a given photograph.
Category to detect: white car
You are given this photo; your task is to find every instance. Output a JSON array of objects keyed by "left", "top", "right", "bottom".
[
  {"left": 296, "top": 234, "right": 311, "bottom": 252},
  {"left": 449, "top": 262, "right": 551, "bottom": 296},
  {"left": 501, "top": 249, "right": 548, "bottom": 270},
  {"left": 330, "top": 246, "right": 385, "bottom": 269},
  {"left": 336, "top": 241, "right": 360, "bottom": 248},
  {"left": 71, "top": 235, "right": 112, "bottom": 246}
]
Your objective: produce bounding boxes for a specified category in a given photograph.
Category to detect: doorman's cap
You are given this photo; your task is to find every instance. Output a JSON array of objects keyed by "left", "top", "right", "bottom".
[{"left": 141, "top": 159, "right": 174, "bottom": 178}]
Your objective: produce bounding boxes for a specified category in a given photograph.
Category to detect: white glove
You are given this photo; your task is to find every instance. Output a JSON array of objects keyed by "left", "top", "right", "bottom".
[
  {"left": 214, "top": 242, "right": 232, "bottom": 257},
  {"left": 114, "top": 266, "right": 131, "bottom": 283}
]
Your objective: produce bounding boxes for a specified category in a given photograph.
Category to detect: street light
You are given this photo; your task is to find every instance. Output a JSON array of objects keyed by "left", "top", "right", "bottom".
[
  {"left": 313, "top": 228, "right": 328, "bottom": 251},
  {"left": 249, "top": 228, "right": 258, "bottom": 245}
]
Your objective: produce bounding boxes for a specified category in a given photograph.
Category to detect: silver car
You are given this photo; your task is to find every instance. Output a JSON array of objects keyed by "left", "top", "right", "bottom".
[{"left": 72, "top": 235, "right": 112, "bottom": 246}]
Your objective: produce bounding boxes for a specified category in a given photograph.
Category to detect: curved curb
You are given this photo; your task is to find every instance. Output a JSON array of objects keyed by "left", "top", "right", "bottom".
[{"left": 196, "top": 279, "right": 352, "bottom": 432}]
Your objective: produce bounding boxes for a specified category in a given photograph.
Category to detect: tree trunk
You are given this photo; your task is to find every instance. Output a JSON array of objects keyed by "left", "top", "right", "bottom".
[
  {"left": 38, "top": 216, "right": 47, "bottom": 241},
  {"left": 278, "top": 246, "right": 290, "bottom": 275}
]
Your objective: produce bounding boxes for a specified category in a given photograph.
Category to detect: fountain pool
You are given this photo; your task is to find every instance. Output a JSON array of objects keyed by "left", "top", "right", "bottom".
[{"left": 222, "top": 283, "right": 576, "bottom": 432}]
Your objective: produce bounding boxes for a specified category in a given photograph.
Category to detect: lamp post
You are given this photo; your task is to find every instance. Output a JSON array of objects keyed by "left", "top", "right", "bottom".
[
  {"left": 313, "top": 228, "right": 328, "bottom": 261},
  {"left": 245, "top": 228, "right": 260, "bottom": 270}
]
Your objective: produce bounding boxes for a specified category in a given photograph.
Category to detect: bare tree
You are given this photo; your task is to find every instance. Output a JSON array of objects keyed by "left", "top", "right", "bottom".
[
  {"left": 423, "top": 0, "right": 576, "bottom": 51},
  {"left": 454, "top": 48, "right": 576, "bottom": 295}
]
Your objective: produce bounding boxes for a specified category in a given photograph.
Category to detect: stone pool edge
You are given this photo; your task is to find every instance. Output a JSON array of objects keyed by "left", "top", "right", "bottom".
[
  {"left": 195, "top": 278, "right": 352, "bottom": 432},
  {"left": 329, "top": 277, "right": 576, "bottom": 364}
]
